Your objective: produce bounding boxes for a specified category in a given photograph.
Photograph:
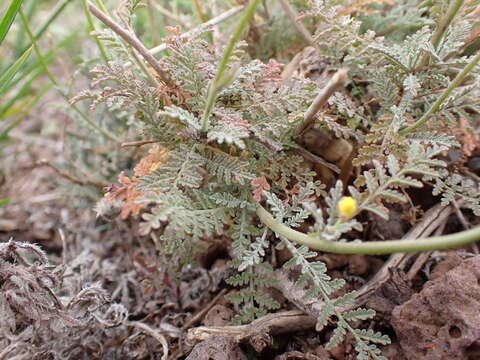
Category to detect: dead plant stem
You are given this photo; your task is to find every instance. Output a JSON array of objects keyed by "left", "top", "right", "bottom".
[{"left": 88, "top": 2, "right": 171, "bottom": 84}]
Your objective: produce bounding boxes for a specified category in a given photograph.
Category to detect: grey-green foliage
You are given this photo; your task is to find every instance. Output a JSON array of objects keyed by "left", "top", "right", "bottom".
[
  {"left": 351, "top": 144, "right": 448, "bottom": 220},
  {"left": 431, "top": 170, "right": 480, "bottom": 216},
  {"left": 72, "top": 0, "right": 480, "bottom": 358},
  {"left": 282, "top": 240, "right": 390, "bottom": 359}
]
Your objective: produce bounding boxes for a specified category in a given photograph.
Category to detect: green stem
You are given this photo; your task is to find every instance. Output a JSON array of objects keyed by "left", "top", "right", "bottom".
[
  {"left": 400, "top": 49, "right": 480, "bottom": 136},
  {"left": 19, "top": 10, "right": 120, "bottom": 143},
  {"left": 418, "top": 0, "right": 434, "bottom": 8},
  {"left": 81, "top": 0, "right": 110, "bottom": 63},
  {"left": 431, "top": 0, "right": 464, "bottom": 49},
  {"left": 417, "top": 0, "right": 464, "bottom": 69},
  {"left": 200, "top": 0, "right": 261, "bottom": 133},
  {"left": 93, "top": 0, "right": 109, "bottom": 14},
  {"left": 17, "top": 0, "right": 74, "bottom": 56},
  {"left": 256, "top": 205, "right": 480, "bottom": 254}
]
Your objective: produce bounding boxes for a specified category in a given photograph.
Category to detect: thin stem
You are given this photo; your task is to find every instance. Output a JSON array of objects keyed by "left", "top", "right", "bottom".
[
  {"left": 81, "top": 0, "right": 109, "bottom": 63},
  {"left": 147, "top": 0, "right": 160, "bottom": 45},
  {"left": 417, "top": 0, "right": 464, "bottom": 69},
  {"left": 88, "top": 1, "right": 171, "bottom": 84},
  {"left": 93, "top": 0, "right": 109, "bottom": 14},
  {"left": 150, "top": 0, "right": 184, "bottom": 25},
  {"left": 278, "top": 0, "right": 314, "bottom": 46},
  {"left": 431, "top": 0, "right": 464, "bottom": 49},
  {"left": 400, "top": 49, "right": 480, "bottom": 135},
  {"left": 296, "top": 68, "right": 349, "bottom": 136},
  {"left": 200, "top": 0, "right": 261, "bottom": 133},
  {"left": 121, "top": 139, "right": 158, "bottom": 147},
  {"left": 89, "top": 0, "right": 157, "bottom": 84},
  {"left": 18, "top": 0, "right": 74, "bottom": 56},
  {"left": 19, "top": 10, "right": 120, "bottom": 143},
  {"left": 192, "top": 0, "right": 208, "bottom": 23},
  {"left": 256, "top": 205, "right": 480, "bottom": 254},
  {"left": 148, "top": 5, "right": 244, "bottom": 55}
]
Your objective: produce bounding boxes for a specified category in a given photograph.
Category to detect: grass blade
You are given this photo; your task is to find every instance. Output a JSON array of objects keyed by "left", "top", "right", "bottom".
[
  {"left": 0, "top": 46, "right": 32, "bottom": 94},
  {"left": 0, "top": 198, "right": 11, "bottom": 207},
  {"left": 0, "top": 0, "right": 24, "bottom": 46}
]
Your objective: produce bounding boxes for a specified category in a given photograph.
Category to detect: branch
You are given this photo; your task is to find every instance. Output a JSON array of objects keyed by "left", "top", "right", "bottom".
[
  {"left": 256, "top": 205, "right": 480, "bottom": 254},
  {"left": 294, "top": 147, "right": 340, "bottom": 174},
  {"left": 417, "top": 0, "right": 465, "bottom": 69},
  {"left": 278, "top": 0, "right": 314, "bottom": 46},
  {"left": 127, "top": 321, "right": 168, "bottom": 360},
  {"left": 187, "top": 310, "right": 315, "bottom": 345},
  {"left": 121, "top": 139, "right": 159, "bottom": 148},
  {"left": 200, "top": 0, "right": 262, "bottom": 132},
  {"left": 148, "top": 6, "right": 245, "bottom": 55},
  {"left": 35, "top": 159, "right": 107, "bottom": 188},
  {"left": 87, "top": 1, "right": 171, "bottom": 84},
  {"left": 296, "top": 68, "right": 349, "bottom": 136}
]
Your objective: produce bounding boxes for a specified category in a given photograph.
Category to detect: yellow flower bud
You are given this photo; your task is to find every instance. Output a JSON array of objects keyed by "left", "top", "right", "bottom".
[{"left": 337, "top": 196, "right": 357, "bottom": 220}]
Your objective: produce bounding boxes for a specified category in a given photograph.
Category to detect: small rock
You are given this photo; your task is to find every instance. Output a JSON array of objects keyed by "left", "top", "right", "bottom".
[{"left": 392, "top": 255, "right": 480, "bottom": 359}]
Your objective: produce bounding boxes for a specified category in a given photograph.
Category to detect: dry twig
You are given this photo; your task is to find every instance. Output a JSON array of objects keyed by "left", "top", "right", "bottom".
[
  {"left": 35, "top": 159, "right": 107, "bottom": 188},
  {"left": 121, "top": 139, "right": 159, "bottom": 148},
  {"left": 182, "top": 289, "right": 228, "bottom": 330},
  {"left": 128, "top": 321, "right": 169, "bottom": 360},
  {"left": 149, "top": 6, "right": 244, "bottom": 55},
  {"left": 278, "top": 0, "right": 315, "bottom": 46},
  {"left": 187, "top": 310, "right": 316, "bottom": 346},
  {"left": 88, "top": 2, "right": 171, "bottom": 84},
  {"left": 296, "top": 68, "right": 349, "bottom": 136},
  {"left": 355, "top": 203, "right": 454, "bottom": 303},
  {"left": 294, "top": 146, "right": 341, "bottom": 174}
]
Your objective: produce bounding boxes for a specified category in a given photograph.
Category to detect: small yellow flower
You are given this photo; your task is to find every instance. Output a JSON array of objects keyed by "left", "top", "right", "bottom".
[{"left": 337, "top": 196, "right": 357, "bottom": 220}]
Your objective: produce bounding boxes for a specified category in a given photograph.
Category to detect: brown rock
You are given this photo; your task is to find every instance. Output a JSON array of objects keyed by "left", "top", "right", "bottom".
[
  {"left": 186, "top": 336, "right": 247, "bottom": 360},
  {"left": 392, "top": 255, "right": 480, "bottom": 360}
]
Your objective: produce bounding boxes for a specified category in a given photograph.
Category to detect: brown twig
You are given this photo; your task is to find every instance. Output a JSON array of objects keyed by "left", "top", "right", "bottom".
[
  {"left": 278, "top": 0, "right": 314, "bottom": 46},
  {"left": 87, "top": 2, "right": 171, "bottom": 84},
  {"left": 354, "top": 203, "right": 454, "bottom": 303},
  {"left": 121, "top": 139, "right": 159, "bottom": 148},
  {"left": 296, "top": 68, "right": 349, "bottom": 136},
  {"left": 149, "top": 6, "right": 244, "bottom": 55},
  {"left": 452, "top": 199, "right": 478, "bottom": 254},
  {"left": 150, "top": 0, "right": 185, "bottom": 25},
  {"left": 266, "top": 268, "right": 358, "bottom": 319},
  {"left": 452, "top": 199, "right": 470, "bottom": 230},
  {"left": 406, "top": 220, "right": 448, "bottom": 280},
  {"left": 35, "top": 159, "right": 107, "bottom": 188},
  {"left": 294, "top": 146, "right": 341, "bottom": 174},
  {"left": 280, "top": 52, "right": 303, "bottom": 87},
  {"left": 128, "top": 321, "right": 169, "bottom": 360},
  {"left": 182, "top": 289, "right": 228, "bottom": 330},
  {"left": 187, "top": 310, "right": 316, "bottom": 344}
]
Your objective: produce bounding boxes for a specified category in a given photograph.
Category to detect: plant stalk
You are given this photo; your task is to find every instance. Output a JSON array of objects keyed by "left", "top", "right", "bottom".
[
  {"left": 17, "top": 0, "right": 74, "bottom": 56},
  {"left": 400, "top": 49, "right": 480, "bottom": 135},
  {"left": 88, "top": 1, "right": 171, "bottom": 84},
  {"left": 417, "top": 0, "right": 464, "bottom": 70},
  {"left": 256, "top": 205, "right": 480, "bottom": 254},
  {"left": 200, "top": 0, "right": 261, "bottom": 133},
  {"left": 81, "top": 0, "right": 109, "bottom": 63},
  {"left": 149, "top": 5, "right": 244, "bottom": 55},
  {"left": 431, "top": 0, "right": 464, "bottom": 49}
]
